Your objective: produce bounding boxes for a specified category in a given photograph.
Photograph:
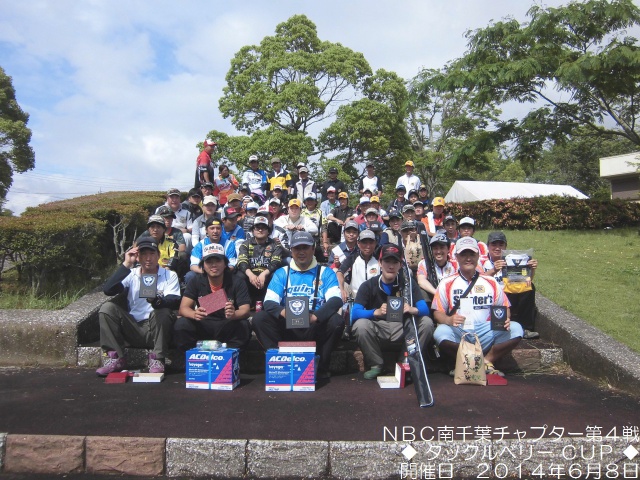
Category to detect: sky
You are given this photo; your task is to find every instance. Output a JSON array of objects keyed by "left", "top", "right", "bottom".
[{"left": 0, "top": 0, "right": 570, "bottom": 215}]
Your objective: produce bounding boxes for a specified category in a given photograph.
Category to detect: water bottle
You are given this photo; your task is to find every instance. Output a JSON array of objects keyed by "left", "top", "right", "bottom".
[
  {"left": 402, "top": 351, "right": 412, "bottom": 384},
  {"left": 196, "top": 340, "right": 227, "bottom": 351}
]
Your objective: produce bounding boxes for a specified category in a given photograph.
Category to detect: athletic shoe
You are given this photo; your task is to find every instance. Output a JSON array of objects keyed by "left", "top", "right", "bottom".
[
  {"left": 148, "top": 353, "right": 165, "bottom": 374},
  {"left": 363, "top": 366, "right": 383, "bottom": 380},
  {"left": 523, "top": 329, "right": 540, "bottom": 340},
  {"left": 96, "top": 351, "right": 126, "bottom": 376}
]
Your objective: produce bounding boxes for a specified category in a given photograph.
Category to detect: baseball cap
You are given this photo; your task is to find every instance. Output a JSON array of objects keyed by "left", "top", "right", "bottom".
[
  {"left": 430, "top": 233, "right": 449, "bottom": 246},
  {"left": 298, "top": 166, "right": 309, "bottom": 173},
  {"left": 249, "top": 155, "right": 258, "bottom": 163},
  {"left": 202, "top": 243, "right": 227, "bottom": 262},
  {"left": 455, "top": 237, "right": 479, "bottom": 254},
  {"left": 271, "top": 157, "right": 281, "bottom": 164},
  {"left": 304, "top": 193, "right": 317, "bottom": 201},
  {"left": 240, "top": 185, "right": 250, "bottom": 192},
  {"left": 258, "top": 204, "right": 270, "bottom": 215},
  {"left": 370, "top": 196, "right": 379, "bottom": 203},
  {"left": 189, "top": 188, "right": 202, "bottom": 198},
  {"left": 432, "top": 197, "right": 445, "bottom": 207},
  {"left": 269, "top": 198, "right": 281, "bottom": 205},
  {"left": 366, "top": 161, "right": 374, "bottom": 167},
  {"left": 338, "top": 192, "right": 348, "bottom": 199},
  {"left": 401, "top": 220, "right": 416, "bottom": 231},
  {"left": 327, "top": 186, "right": 336, "bottom": 193},
  {"left": 290, "top": 231, "right": 315, "bottom": 248},
  {"left": 296, "top": 162, "right": 305, "bottom": 168},
  {"left": 167, "top": 188, "right": 180, "bottom": 197},
  {"left": 204, "top": 138, "right": 217, "bottom": 147},
  {"left": 147, "top": 215, "right": 165, "bottom": 227},
  {"left": 242, "top": 195, "right": 253, "bottom": 203},
  {"left": 444, "top": 215, "right": 456, "bottom": 224},
  {"left": 405, "top": 160, "right": 414, "bottom": 167},
  {"left": 358, "top": 229, "right": 376, "bottom": 241},
  {"left": 272, "top": 185, "right": 283, "bottom": 191},
  {"left": 253, "top": 216, "right": 270, "bottom": 229},
  {"left": 402, "top": 204, "right": 415, "bottom": 213},
  {"left": 408, "top": 189, "right": 418, "bottom": 197},
  {"left": 396, "top": 184, "right": 406, "bottom": 191},
  {"left": 359, "top": 196, "right": 371, "bottom": 205},
  {"left": 419, "top": 184, "right": 427, "bottom": 190},
  {"left": 227, "top": 193, "right": 242, "bottom": 203},
  {"left": 205, "top": 217, "right": 222, "bottom": 228},
  {"left": 246, "top": 202, "right": 259, "bottom": 211},
  {"left": 202, "top": 195, "right": 218, "bottom": 206},
  {"left": 288, "top": 198, "right": 302, "bottom": 208},
  {"left": 380, "top": 244, "right": 402, "bottom": 261},
  {"left": 329, "top": 167, "right": 338, "bottom": 173},
  {"left": 137, "top": 238, "right": 159, "bottom": 252},
  {"left": 157, "top": 205, "right": 176, "bottom": 218},
  {"left": 200, "top": 181, "right": 213, "bottom": 189},
  {"left": 459, "top": 216, "right": 475, "bottom": 227},
  {"left": 223, "top": 207, "right": 240, "bottom": 219},
  {"left": 344, "top": 220, "right": 359, "bottom": 231},
  {"left": 487, "top": 231, "right": 508, "bottom": 244},
  {"left": 365, "top": 207, "right": 378, "bottom": 216},
  {"left": 413, "top": 200, "right": 424, "bottom": 207},
  {"left": 388, "top": 209, "right": 402, "bottom": 219}
]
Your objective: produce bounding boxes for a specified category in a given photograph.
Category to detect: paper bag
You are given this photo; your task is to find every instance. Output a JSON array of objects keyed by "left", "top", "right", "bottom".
[{"left": 454, "top": 332, "right": 486, "bottom": 386}]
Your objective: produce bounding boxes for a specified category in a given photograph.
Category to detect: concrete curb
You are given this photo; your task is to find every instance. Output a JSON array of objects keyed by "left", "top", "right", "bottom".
[
  {"left": 1, "top": 433, "right": 638, "bottom": 479},
  {"left": 536, "top": 293, "right": 640, "bottom": 394}
]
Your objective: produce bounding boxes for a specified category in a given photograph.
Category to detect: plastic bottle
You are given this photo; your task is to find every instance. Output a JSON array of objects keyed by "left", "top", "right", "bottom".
[
  {"left": 196, "top": 340, "right": 227, "bottom": 351},
  {"left": 402, "top": 351, "right": 412, "bottom": 384}
]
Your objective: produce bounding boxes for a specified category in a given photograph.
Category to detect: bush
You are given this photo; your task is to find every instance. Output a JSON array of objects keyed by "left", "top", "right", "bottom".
[
  {"left": 446, "top": 196, "right": 640, "bottom": 230},
  {"left": 0, "top": 191, "right": 166, "bottom": 294}
]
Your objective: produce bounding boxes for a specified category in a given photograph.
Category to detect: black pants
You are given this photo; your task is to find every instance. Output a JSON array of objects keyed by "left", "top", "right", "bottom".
[
  {"left": 251, "top": 310, "right": 345, "bottom": 372},
  {"left": 506, "top": 283, "right": 537, "bottom": 331},
  {"left": 173, "top": 316, "right": 252, "bottom": 351}
]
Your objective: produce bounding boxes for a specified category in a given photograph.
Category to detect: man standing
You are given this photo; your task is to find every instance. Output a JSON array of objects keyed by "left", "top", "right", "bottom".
[
  {"left": 358, "top": 162, "right": 383, "bottom": 197},
  {"left": 292, "top": 166, "right": 317, "bottom": 202},
  {"left": 425, "top": 197, "right": 446, "bottom": 237},
  {"left": 157, "top": 188, "right": 192, "bottom": 247},
  {"left": 242, "top": 155, "right": 268, "bottom": 203},
  {"left": 175, "top": 243, "right": 252, "bottom": 352},
  {"left": 251, "top": 231, "right": 344, "bottom": 378},
  {"left": 96, "top": 239, "right": 180, "bottom": 375},
  {"left": 320, "top": 167, "right": 346, "bottom": 200},
  {"left": 266, "top": 157, "right": 292, "bottom": 201},
  {"left": 195, "top": 138, "right": 217, "bottom": 188},
  {"left": 351, "top": 244, "right": 434, "bottom": 379},
  {"left": 432, "top": 237, "right": 523, "bottom": 377},
  {"left": 395, "top": 160, "right": 422, "bottom": 193}
]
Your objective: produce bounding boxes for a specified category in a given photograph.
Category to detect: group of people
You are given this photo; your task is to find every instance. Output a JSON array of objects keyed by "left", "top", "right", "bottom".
[{"left": 96, "top": 145, "right": 539, "bottom": 382}]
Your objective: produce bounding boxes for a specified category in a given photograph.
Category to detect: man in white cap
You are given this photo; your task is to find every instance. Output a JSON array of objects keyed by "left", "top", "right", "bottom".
[
  {"left": 292, "top": 165, "right": 317, "bottom": 202},
  {"left": 96, "top": 238, "right": 180, "bottom": 376},
  {"left": 433, "top": 237, "right": 523, "bottom": 377},
  {"left": 175, "top": 243, "right": 252, "bottom": 352},
  {"left": 242, "top": 154, "right": 268, "bottom": 202},
  {"left": 195, "top": 138, "right": 217, "bottom": 188}
]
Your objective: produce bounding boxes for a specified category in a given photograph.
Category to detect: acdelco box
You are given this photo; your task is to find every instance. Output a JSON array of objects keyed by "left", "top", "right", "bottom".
[
  {"left": 186, "top": 348, "right": 240, "bottom": 390},
  {"left": 265, "top": 349, "right": 318, "bottom": 392}
]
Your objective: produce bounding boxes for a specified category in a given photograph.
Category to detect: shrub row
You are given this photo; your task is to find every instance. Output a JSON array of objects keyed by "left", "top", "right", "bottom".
[
  {"left": 446, "top": 196, "right": 640, "bottom": 230},
  {"left": 0, "top": 191, "right": 165, "bottom": 294}
]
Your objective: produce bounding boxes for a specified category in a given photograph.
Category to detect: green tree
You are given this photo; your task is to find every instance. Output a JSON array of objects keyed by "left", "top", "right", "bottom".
[
  {"left": 443, "top": 0, "right": 640, "bottom": 169},
  {"left": 316, "top": 69, "right": 412, "bottom": 193},
  {"left": 0, "top": 66, "right": 35, "bottom": 201},
  {"left": 218, "top": 14, "right": 371, "bottom": 172},
  {"left": 406, "top": 68, "right": 506, "bottom": 196}
]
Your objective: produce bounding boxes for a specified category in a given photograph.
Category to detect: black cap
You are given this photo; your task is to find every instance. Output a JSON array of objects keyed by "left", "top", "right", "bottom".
[
  {"left": 329, "top": 167, "right": 338, "bottom": 173},
  {"left": 137, "top": 238, "right": 159, "bottom": 252},
  {"left": 380, "top": 244, "right": 402, "bottom": 261},
  {"left": 487, "top": 231, "right": 508, "bottom": 244}
]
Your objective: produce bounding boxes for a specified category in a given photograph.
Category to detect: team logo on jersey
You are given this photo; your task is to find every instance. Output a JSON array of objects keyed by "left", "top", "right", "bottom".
[
  {"left": 388, "top": 298, "right": 402, "bottom": 310},
  {"left": 289, "top": 299, "right": 306, "bottom": 316},
  {"left": 369, "top": 267, "right": 379, "bottom": 275},
  {"left": 142, "top": 275, "right": 155, "bottom": 287},
  {"left": 475, "top": 285, "right": 485, "bottom": 293}
]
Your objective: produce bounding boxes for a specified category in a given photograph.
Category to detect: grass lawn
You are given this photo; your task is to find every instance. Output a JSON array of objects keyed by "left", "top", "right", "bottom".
[{"left": 476, "top": 228, "right": 640, "bottom": 354}]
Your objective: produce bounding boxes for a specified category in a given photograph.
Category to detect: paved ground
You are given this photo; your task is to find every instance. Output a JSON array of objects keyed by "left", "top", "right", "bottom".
[{"left": 1, "top": 367, "right": 639, "bottom": 442}]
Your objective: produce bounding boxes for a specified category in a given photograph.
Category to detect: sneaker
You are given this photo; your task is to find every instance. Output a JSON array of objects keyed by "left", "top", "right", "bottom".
[
  {"left": 96, "top": 351, "right": 126, "bottom": 376},
  {"left": 148, "top": 353, "right": 165, "bottom": 374},
  {"left": 523, "top": 329, "right": 540, "bottom": 340},
  {"left": 363, "top": 366, "right": 383, "bottom": 380}
]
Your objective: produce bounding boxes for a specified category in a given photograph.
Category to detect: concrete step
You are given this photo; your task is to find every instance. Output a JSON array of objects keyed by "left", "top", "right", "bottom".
[{"left": 78, "top": 336, "right": 563, "bottom": 374}]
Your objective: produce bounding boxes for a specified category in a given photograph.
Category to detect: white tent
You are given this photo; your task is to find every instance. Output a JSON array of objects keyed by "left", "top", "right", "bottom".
[{"left": 444, "top": 181, "right": 588, "bottom": 203}]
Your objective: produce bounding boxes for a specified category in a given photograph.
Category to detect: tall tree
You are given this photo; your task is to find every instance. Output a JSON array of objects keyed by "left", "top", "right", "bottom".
[
  {"left": 218, "top": 14, "right": 371, "bottom": 171},
  {"left": 406, "top": 68, "right": 505, "bottom": 196},
  {"left": 0, "top": 66, "right": 35, "bottom": 201},
  {"left": 443, "top": 0, "right": 640, "bottom": 169}
]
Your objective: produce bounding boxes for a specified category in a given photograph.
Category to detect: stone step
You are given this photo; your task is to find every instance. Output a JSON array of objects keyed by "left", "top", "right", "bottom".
[{"left": 78, "top": 337, "right": 563, "bottom": 374}]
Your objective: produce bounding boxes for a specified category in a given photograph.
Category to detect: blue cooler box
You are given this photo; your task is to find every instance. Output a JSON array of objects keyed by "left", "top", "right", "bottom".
[
  {"left": 265, "top": 349, "right": 318, "bottom": 392},
  {"left": 186, "top": 348, "right": 240, "bottom": 390}
]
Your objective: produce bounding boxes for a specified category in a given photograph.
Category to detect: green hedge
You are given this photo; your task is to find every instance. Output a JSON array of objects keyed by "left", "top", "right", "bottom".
[
  {"left": 446, "top": 196, "right": 640, "bottom": 230},
  {"left": 0, "top": 191, "right": 166, "bottom": 294}
]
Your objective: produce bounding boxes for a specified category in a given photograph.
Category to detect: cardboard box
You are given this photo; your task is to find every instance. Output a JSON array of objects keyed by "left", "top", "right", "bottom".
[
  {"left": 265, "top": 349, "right": 318, "bottom": 392},
  {"left": 377, "top": 363, "right": 406, "bottom": 389},
  {"left": 186, "top": 347, "right": 240, "bottom": 390}
]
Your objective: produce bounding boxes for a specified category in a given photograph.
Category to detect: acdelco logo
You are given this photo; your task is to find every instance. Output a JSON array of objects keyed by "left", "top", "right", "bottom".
[
  {"left": 268, "top": 355, "right": 305, "bottom": 362},
  {"left": 211, "top": 355, "right": 224, "bottom": 361},
  {"left": 188, "top": 353, "right": 209, "bottom": 360}
]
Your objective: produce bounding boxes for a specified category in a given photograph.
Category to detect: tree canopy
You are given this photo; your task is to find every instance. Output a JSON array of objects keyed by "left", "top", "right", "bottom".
[
  {"left": 443, "top": 0, "right": 640, "bottom": 165},
  {"left": 0, "top": 66, "right": 35, "bottom": 202}
]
